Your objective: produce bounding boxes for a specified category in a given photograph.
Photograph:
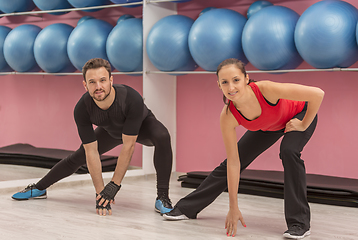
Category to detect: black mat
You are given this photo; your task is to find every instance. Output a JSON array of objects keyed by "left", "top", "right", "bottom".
[
  {"left": 0, "top": 143, "right": 118, "bottom": 174},
  {"left": 179, "top": 170, "right": 358, "bottom": 208}
]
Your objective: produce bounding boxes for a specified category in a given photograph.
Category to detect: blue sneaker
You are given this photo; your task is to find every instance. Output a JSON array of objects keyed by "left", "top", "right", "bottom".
[
  {"left": 155, "top": 194, "right": 173, "bottom": 214},
  {"left": 12, "top": 184, "right": 47, "bottom": 200}
]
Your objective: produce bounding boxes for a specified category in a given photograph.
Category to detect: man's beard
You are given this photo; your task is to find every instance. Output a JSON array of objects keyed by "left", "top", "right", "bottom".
[{"left": 92, "top": 87, "right": 111, "bottom": 101}]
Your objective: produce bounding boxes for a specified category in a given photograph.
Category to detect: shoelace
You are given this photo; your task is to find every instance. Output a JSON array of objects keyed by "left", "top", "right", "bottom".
[
  {"left": 20, "top": 184, "right": 35, "bottom": 193},
  {"left": 158, "top": 194, "right": 172, "bottom": 207}
]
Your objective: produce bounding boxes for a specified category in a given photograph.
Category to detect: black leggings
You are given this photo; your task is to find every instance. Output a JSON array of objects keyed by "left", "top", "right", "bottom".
[
  {"left": 36, "top": 114, "right": 173, "bottom": 194},
  {"left": 176, "top": 104, "right": 316, "bottom": 230}
]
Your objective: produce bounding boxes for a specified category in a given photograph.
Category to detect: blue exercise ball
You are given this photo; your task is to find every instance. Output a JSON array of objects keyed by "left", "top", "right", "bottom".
[
  {"left": 188, "top": 8, "right": 247, "bottom": 71},
  {"left": 173, "top": 0, "right": 192, "bottom": 2},
  {"left": 107, "top": 18, "right": 142, "bottom": 72},
  {"left": 117, "top": 14, "right": 135, "bottom": 24},
  {"left": 68, "top": 0, "right": 110, "bottom": 12},
  {"left": 147, "top": 15, "right": 197, "bottom": 72},
  {"left": 0, "top": 0, "right": 35, "bottom": 13},
  {"left": 33, "top": 0, "right": 73, "bottom": 15},
  {"left": 77, "top": 16, "right": 96, "bottom": 26},
  {"left": 67, "top": 19, "right": 113, "bottom": 71},
  {"left": 110, "top": 0, "right": 141, "bottom": 8},
  {"left": 34, "top": 24, "right": 76, "bottom": 73},
  {"left": 242, "top": 6, "right": 302, "bottom": 70},
  {"left": 199, "top": 7, "right": 216, "bottom": 17},
  {"left": 0, "top": 26, "right": 12, "bottom": 72},
  {"left": 295, "top": 1, "right": 358, "bottom": 69},
  {"left": 4, "top": 24, "right": 42, "bottom": 72},
  {"left": 247, "top": 1, "right": 273, "bottom": 19}
]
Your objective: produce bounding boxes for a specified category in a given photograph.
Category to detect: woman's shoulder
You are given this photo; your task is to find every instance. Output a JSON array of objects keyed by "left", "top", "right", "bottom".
[
  {"left": 220, "top": 103, "right": 239, "bottom": 127},
  {"left": 254, "top": 80, "right": 274, "bottom": 88}
]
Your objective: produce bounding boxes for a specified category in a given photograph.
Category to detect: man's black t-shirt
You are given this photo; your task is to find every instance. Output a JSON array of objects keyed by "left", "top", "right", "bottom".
[{"left": 74, "top": 84, "right": 150, "bottom": 144}]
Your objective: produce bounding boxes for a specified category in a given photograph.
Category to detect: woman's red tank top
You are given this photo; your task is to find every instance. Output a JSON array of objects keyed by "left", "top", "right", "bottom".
[{"left": 229, "top": 82, "right": 305, "bottom": 131}]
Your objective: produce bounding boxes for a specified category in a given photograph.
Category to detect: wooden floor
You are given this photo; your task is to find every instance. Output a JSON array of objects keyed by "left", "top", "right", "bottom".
[{"left": 0, "top": 165, "right": 357, "bottom": 240}]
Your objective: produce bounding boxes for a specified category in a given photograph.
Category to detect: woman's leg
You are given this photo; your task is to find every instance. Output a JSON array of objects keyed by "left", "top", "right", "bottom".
[
  {"left": 36, "top": 127, "right": 123, "bottom": 190},
  {"left": 175, "top": 130, "right": 284, "bottom": 219},
  {"left": 280, "top": 112, "right": 317, "bottom": 231}
]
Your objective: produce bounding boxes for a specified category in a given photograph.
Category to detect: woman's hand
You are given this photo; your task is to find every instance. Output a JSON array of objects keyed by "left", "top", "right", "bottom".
[
  {"left": 225, "top": 207, "right": 246, "bottom": 237},
  {"left": 285, "top": 118, "right": 306, "bottom": 133}
]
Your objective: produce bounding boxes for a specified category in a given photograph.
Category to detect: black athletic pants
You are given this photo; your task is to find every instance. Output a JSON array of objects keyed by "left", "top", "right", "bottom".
[
  {"left": 36, "top": 114, "right": 173, "bottom": 195},
  {"left": 176, "top": 104, "right": 316, "bottom": 230}
]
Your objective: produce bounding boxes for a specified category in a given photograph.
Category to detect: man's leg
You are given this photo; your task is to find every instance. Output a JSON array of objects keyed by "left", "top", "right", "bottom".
[
  {"left": 12, "top": 127, "right": 122, "bottom": 200},
  {"left": 136, "top": 114, "right": 173, "bottom": 213}
]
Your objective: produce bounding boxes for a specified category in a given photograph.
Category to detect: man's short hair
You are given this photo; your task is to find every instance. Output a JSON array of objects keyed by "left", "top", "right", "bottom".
[{"left": 82, "top": 58, "right": 111, "bottom": 81}]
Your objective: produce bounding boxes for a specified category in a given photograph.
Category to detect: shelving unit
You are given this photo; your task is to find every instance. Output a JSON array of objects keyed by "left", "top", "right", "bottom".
[{"left": 0, "top": 0, "right": 180, "bottom": 176}]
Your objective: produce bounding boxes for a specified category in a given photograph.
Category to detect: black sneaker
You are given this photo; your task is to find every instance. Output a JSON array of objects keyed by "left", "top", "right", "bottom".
[
  {"left": 283, "top": 225, "right": 311, "bottom": 239},
  {"left": 163, "top": 206, "right": 189, "bottom": 220},
  {"left": 155, "top": 194, "right": 173, "bottom": 214}
]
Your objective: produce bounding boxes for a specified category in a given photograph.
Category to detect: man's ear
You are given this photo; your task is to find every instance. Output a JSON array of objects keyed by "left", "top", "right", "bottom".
[
  {"left": 110, "top": 76, "right": 113, "bottom": 86},
  {"left": 83, "top": 80, "right": 88, "bottom": 91}
]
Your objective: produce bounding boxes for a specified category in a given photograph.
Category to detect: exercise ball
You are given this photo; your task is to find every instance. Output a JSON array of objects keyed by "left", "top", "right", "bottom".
[
  {"left": 0, "top": 26, "right": 12, "bottom": 72},
  {"left": 117, "top": 14, "right": 135, "bottom": 24},
  {"left": 77, "top": 16, "right": 95, "bottom": 26},
  {"left": 34, "top": 24, "right": 76, "bottom": 73},
  {"left": 33, "top": 0, "right": 73, "bottom": 15},
  {"left": 0, "top": 0, "right": 35, "bottom": 13},
  {"left": 67, "top": 19, "right": 113, "bottom": 71},
  {"left": 4, "top": 24, "right": 42, "bottom": 72},
  {"left": 107, "top": 18, "right": 142, "bottom": 72},
  {"left": 110, "top": 0, "right": 141, "bottom": 8},
  {"left": 295, "top": 1, "right": 358, "bottom": 69},
  {"left": 199, "top": 7, "right": 216, "bottom": 17},
  {"left": 247, "top": 1, "right": 273, "bottom": 19},
  {"left": 188, "top": 8, "right": 247, "bottom": 71},
  {"left": 242, "top": 6, "right": 302, "bottom": 70},
  {"left": 68, "top": 0, "right": 110, "bottom": 12},
  {"left": 147, "top": 15, "right": 197, "bottom": 72},
  {"left": 173, "top": 0, "right": 192, "bottom": 2}
]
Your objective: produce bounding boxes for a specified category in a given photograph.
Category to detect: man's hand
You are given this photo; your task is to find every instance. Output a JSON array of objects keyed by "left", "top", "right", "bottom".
[
  {"left": 225, "top": 207, "right": 246, "bottom": 237},
  {"left": 96, "top": 193, "right": 113, "bottom": 216},
  {"left": 96, "top": 181, "right": 121, "bottom": 215}
]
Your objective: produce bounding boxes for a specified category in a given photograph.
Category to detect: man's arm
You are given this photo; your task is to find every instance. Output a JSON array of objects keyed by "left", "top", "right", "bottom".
[
  {"left": 96, "top": 134, "right": 137, "bottom": 210},
  {"left": 112, "top": 134, "right": 137, "bottom": 185},
  {"left": 83, "top": 141, "right": 104, "bottom": 194}
]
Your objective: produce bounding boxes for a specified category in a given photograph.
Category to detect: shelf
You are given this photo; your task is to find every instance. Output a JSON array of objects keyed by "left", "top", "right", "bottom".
[
  {"left": 0, "top": 2, "right": 144, "bottom": 17},
  {"left": 0, "top": 0, "right": 183, "bottom": 17},
  {"left": 0, "top": 71, "right": 143, "bottom": 76},
  {"left": 146, "top": 67, "right": 358, "bottom": 75},
  {"left": 3, "top": 67, "right": 358, "bottom": 76}
]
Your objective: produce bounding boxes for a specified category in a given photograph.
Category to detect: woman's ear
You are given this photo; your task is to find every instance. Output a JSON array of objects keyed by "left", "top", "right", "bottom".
[{"left": 217, "top": 81, "right": 221, "bottom": 89}]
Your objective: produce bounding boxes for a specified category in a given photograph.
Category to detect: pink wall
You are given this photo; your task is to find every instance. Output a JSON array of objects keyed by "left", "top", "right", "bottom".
[
  {"left": 0, "top": 6, "right": 143, "bottom": 167},
  {"left": 176, "top": 0, "right": 358, "bottom": 180},
  {"left": 1, "top": 0, "right": 358, "bottom": 180}
]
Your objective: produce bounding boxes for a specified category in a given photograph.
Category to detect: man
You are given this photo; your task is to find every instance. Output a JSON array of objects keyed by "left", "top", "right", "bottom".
[{"left": 12, "top": 58, "right": 173, "bottom": 215}]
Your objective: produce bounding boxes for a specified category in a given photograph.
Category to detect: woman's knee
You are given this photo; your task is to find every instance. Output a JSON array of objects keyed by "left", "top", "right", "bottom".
[{"left": 279, "top": 145, "right": 301, "bottom": 162}]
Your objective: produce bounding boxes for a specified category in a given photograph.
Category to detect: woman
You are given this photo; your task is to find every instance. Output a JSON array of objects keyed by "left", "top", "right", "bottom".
[{"left": 163, "top": 58, "right": 324, "bottom": 239}]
